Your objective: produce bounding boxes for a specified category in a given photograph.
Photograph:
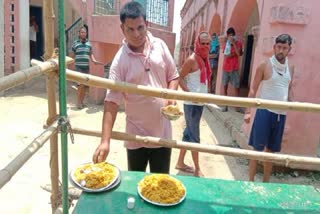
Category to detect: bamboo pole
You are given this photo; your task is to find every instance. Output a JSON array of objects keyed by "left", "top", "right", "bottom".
[
  {"left": 0, "top": 122, "right": 59, "bottom": 189},
  {"left": 64, "top": 69, "right": 320, "bottom": 113},
  {"left": 71, "top": 127, "right": 320, "bottom": 170},
  {"left": 43, "top": 0, "right": 60, "bottom": 212},
  {"left": 43, "top": 0, "right": 55, "bottom": 61},
  {"left": 0, "top": 57, "right": 74, "bottom": 93}
]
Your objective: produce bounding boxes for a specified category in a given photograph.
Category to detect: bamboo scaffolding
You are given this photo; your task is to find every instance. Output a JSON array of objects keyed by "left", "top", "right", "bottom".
[
  {"left": 0, "top": 122, "right": 59, "bottom": 189},
  {"left": 0, "top": 57, "right": 74, "bottom": 93},
  {"left": 43, "top": 0, "right": 60, "bottom": 212},
  {"left": 71, "top": 127, "right": 320, "bottom": 170},
  {"left": 64, "top": 69, "right": 320, "bottom": 113}
]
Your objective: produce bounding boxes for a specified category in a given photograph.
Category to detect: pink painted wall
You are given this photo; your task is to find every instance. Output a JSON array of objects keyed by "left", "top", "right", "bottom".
[
  {"left": 180, "top": 0, "right": 320, "bottom": 160},
  {"left": 242, "top": 0, "right": 320, "bottom": 159}
]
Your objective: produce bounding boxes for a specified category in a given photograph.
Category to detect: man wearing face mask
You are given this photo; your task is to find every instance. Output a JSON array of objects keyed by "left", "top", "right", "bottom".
[
  {"left": 222, "top": 27, "right": 243, "bottom": 112},
  {"left": 92, "top": 2, "right": 179, "bottom": 174},
  {"left": 175, "top": 32, "right": 211, "bottom": 177},
  {"left": 244, "top": 34, "right": 295, "bottom": 182}
]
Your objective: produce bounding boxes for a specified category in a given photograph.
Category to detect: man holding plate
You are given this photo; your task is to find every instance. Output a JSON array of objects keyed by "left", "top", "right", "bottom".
[{"left": 92, "top": 2, "right": 179, "bottom": 173}]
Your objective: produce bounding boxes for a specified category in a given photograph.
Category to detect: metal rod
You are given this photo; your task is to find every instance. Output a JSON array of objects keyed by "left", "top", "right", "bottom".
[{"left": 57, "top": 0, "right": 69, "bottom": 212}]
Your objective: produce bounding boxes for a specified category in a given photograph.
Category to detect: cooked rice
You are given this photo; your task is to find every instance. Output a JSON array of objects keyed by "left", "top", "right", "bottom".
[
  {"left": 74, "top": 162, "right": 116, "bottom": 189},
  {"left": 138, "top": 174, "right": 186, "bottom": 204}
]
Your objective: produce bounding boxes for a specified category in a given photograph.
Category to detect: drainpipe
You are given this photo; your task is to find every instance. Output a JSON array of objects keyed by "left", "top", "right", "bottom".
[
  {"left": 0, "top": 0, "right": 4, "bottom": 96},
  {"left": 58, "top": 0, "right": 69, "bottom": 213}
]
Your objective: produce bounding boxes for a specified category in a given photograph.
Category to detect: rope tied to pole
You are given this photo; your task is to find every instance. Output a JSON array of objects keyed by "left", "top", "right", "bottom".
[{"left": 58, "top": 116, "right": 75, "bottom": 144}]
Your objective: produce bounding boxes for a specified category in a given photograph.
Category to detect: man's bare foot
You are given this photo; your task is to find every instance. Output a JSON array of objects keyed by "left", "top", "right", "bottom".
[
  {"left": 194, "top": 169, "right": 204, "bottom": 177},
  {"left": 175, "top": 164, "right": 194, "bottom": 173}
]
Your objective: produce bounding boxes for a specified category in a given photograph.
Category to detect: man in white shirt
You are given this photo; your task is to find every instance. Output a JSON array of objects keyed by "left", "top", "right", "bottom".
[
  {"left": 29, "top": 16, "right": 38, "bottom": 59},
  {"left": 244, "top": 34, "right": 294, "bottom": 183}
]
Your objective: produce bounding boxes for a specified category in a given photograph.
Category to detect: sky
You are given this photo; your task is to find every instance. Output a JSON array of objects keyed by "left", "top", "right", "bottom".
[{"left": 173, "top": 0, "right": 186, "bottom": 44}]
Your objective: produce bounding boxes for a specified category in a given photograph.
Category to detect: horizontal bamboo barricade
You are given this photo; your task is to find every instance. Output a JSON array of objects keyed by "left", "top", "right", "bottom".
[
  {"left": 64, "top": 69, "right": 320, "bottom": 113},
  {"left": 0, "top": 57, "right": 73, "bottom": 93},
  {"left": 0, "top": 122, "right": 59, "bottom": 189},
  {"left": 71, "top": 127, "right": 320, "bottom": 170},
  {"left": 2, "top": 59, "right": 320, "bottom": 213}
]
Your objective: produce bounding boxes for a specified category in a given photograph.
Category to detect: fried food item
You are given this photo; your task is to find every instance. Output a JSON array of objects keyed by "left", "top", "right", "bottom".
[
  {"left": 138, "top": 174, "right": 186, "bottom": 204},
  {"left": 162, "top": 105, "right": 182, "bottom": 115},
  {"left": 73, "top": 162, "right": 116, "bottom": 189}
]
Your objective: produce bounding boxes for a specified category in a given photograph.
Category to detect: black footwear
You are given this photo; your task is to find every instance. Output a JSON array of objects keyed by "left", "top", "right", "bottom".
[
  {"left": 236, "top": 107, "right": 245, "bottom": 113},
  {"left": 221, "top": 106, "right": 228, "bottom": 112}
]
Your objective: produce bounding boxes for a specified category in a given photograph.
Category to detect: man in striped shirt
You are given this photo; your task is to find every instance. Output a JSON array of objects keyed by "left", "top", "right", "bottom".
[{"left": 70, "top": 26, "right": 102, "bottom": 109}]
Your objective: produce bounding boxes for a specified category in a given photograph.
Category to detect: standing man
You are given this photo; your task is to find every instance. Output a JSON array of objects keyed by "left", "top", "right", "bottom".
[
  {"left": 175, "top": 32, "right": 211, "bottom": 177},
  {"left": 92, "top": 2, "right": 179, "bottom": 173},
  {"left": 244, "top": 34, "right": 294, "bottom": 182},
  {"left": 222, "top": 27, "right": 243, "bottom": 112},
  {"left": 70, "top": 26, "right": 102, "bottom": 109},
  {"left": 209, "top": 33, "right": 219, "bottom": 93},
  {"left": 29, "top": 16, "right": 38, "bottom": 60}
]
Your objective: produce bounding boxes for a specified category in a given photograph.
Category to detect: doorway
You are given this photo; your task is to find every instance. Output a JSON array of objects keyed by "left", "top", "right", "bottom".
[
  {"left": 241, "top": 34, "right": 254, "bottom": 88},
  {"left": 30, "top": 6, "right": 43, "bottom": 60}
]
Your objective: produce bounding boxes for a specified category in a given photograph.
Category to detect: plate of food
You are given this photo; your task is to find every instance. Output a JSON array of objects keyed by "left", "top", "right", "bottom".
[
  {"left": 69, "top": 162, "right": 121, "bottom": 192},
  {"left": 137, "top": 174, "right": 186, "bottom": 206},
  {"left": 161, "top": 105, "right": 183, "bottom": 121}
]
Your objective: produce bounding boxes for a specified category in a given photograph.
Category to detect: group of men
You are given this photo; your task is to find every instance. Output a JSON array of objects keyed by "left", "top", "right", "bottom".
[{"left": 72, "top": 2, "right": 294, "bottom": 182}]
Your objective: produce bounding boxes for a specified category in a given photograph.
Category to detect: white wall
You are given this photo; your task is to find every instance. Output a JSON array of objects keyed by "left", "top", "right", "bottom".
[
  {"left": 0, "top": 0, "right": 4, "bottom": 95},
  {"left": 19, "top": 0, "right": 30, "bottom": 70}
]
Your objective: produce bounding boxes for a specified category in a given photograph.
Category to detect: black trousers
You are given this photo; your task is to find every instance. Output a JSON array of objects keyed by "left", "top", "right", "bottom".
[
  {"left": 30, "top": 40, "right": 37, "bottom": 59},
  {"left": 127, "top": 147, "right": 171, "bottom": 173}
]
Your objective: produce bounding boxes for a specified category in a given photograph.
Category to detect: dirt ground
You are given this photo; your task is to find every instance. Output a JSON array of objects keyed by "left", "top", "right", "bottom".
[{"left": 0, "top": 76, "right": 319, "bottom": 213}]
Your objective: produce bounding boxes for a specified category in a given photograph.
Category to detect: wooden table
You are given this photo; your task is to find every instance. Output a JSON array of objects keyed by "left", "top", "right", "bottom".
[{"left": 73, "top": 171, "right": 320, "bottom": 213}]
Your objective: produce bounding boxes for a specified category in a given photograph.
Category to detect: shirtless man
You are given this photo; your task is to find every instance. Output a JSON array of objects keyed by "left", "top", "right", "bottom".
[
  {"left": 244, "top": 34, "right": 295, "bottom": 182},
  {"left": 175, "top": 32, "right": 211, "bottom": 177}
]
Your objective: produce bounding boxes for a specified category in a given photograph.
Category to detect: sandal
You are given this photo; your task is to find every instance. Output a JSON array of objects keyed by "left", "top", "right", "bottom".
[{"left": 175, "top": 164, "right": 194, "bottom": 173}]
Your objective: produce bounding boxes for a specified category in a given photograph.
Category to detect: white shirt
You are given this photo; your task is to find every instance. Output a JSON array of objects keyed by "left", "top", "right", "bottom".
[
  {"left": 184, "top": 69, "right": 208, "bottom": 106},
  {"left": 260, "top": 57, "right": 291, "bottom": 115},
  {"left": 29, "top": 26, "right": 37, "bottom": 42}
]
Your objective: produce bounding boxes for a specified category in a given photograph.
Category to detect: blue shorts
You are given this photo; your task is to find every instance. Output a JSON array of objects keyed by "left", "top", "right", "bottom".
[
  {"left": 182, "top": 105, "right": 204, "bottom": 143},
  {"left": 249, "top": 109, "right": 286, "bottom": 152}
]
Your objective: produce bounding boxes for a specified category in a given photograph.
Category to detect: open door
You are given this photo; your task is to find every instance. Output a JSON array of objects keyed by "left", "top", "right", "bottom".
[
  {"left": 241, "top": 34, "right": 254, "bottom": 88},
  {"left": 30, "top": 6, "right": 43, "bottom": 60}
]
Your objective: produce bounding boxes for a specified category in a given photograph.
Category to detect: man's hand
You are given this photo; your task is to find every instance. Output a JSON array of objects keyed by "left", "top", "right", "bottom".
[
  {"left": 165, "top": 99, "right": 176, "bottom": 106},
  {"left": 92, "top": 142, "right": 110, "bottom": 163},
  {"left": 244, "top": 112, "right": 251, "bottom": 123},
  {"left": 93, "top": 60, "right": 104, "bottom": 65}
]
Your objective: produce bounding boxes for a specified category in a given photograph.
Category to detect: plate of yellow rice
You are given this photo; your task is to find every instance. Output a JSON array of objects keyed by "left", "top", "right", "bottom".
[
  {"left": 137, "top": 174, "right": 186, "bottom": 206},
  {"left": 70, "top": 162, "right": 120, "bottom": 192}
]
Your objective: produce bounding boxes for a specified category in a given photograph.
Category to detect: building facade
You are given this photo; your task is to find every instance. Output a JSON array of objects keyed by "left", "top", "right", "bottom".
[
  {"left": 180, "top": 0, "right": 320, "bottom": 163},
  {"left": 2, "top": 0, "right": 175, "bottom": 103},
  {"left": 2, "top": 0, "right": 79, "bottom": 75}
]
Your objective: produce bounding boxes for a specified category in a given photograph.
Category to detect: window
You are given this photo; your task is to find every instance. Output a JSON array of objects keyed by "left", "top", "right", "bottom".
[
  {"left": 12, "top": 46, "right": 15, "bottom": 54},
  {"left": 11, "top": 25, "right": 14, "bottom": 33},
  {"left": 11, "top": 36, "right": 14, "bottom": 43},
  {"left": 11, "top": 4, "right": 14, "bottom": 11},
  {"left": 11, "top": 14, "right": 14, "bottom": 22},
  {"left": 11, "top": 57, "right": 15, "bottom": 64},
  {"left": 146, "top": 0, "right": 169, "bottom": 26}
]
